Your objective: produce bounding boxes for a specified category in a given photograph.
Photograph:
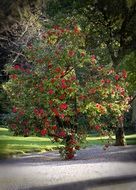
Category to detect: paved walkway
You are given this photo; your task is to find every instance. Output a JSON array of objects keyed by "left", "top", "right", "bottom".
[{"left": 0, "top": 145, "right": 136, "bottom": 190}]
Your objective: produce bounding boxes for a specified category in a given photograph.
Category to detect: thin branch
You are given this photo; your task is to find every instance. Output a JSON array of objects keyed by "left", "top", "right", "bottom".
[
  {"left": 60, "top": 67, "right": 74, "bottom": 78},
  {"left": 10, "top": 50, "right": 29, "bottom": 63},
  {"left": 48, "top": 132, "right": 64, "bottom": 140},
  {"left": 18, "top": 25, "right": 29, "bottom": 40}
]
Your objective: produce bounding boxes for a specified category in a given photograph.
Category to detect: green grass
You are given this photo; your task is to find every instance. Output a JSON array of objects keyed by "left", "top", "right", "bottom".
[
  {"left": 0, "top": 127, "right": 61, "bottom": 158},
  {"left": 0, "top": 127, "right": 136, "bottom": 158},
  {"left": 85, "top": 133, "right": 136, "bottom": 147}
]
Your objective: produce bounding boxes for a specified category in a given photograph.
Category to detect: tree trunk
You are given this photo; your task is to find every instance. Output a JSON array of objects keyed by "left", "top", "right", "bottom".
[
  {"left": 115, "top": 118, "right": 126, "bottom": 146},
  {"left": 132, "top": 92, "right": 136, "bottom": 132}
]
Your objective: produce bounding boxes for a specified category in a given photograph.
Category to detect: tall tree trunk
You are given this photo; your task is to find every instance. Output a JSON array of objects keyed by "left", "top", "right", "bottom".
[
  {"left": 115, "top": 116, "right": 126, "bottom": 146},
  {"left": 132, "top": 92, "right": 136, "bottom": 132},
  {"left": 115, "top": 126, "right": 126, "bottom": 146}
]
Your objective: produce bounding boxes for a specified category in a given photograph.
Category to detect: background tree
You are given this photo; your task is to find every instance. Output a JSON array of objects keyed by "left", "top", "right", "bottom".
[{"left": 0, "top": 0, "right": 45, "bottom": 117}]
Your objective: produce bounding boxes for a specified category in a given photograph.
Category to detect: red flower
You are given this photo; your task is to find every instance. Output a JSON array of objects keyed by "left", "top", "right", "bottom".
[
  {"left": 122, "top": 70, "right": 127, "bottom": 79},
  {"left": 34, "top": 108, "right": 44, "bottom": 117},
  {"left": 101, "top": 79, "right": 105, "bottom": 84},
  {"left": 71, "top": 76, "right": 76, "bottom": 80},
  {"left": 50, "top": 78, "right": 56, "bottom": 84},
  {"left": 37, "top": 59, "right": 43, "bottom": 64},
  {"left": 55, "top": 67, "right": 61, "bottom": 73},
  {"left": 41, "top": 129, "right": 47, "bottom": 136},
  {"left": 66, "top": 154, "right": 74, "bottom": 159},
  {"left": 81, "top": 52, "right": 85, "bottom": 57},
  {"left": 60, "top": 114, "right": 65, "bottom": 119},
  {"left": 59, "top": 131, "right": 66, "bottom": 138},
  {"left": 13, "top": 65, "right": 20, "bottom": 70},
  {"left": 52, "top": 108, "right": 59, "bottom": 116},
  {"left": 74, "top": 25, "right": 81, "bottom": 33},
  {"left": 96, "top": 103, "right": 101, "bottom": 108},
  {"left": 19, "top": 111, "right": 25, "bottom": 116},
  {"left": 95, "top": 125, "right": 100, "bottom": 131},
  {"left": 48, "top": 64, "right": 53, "bottom": 69},
  {"left": 39, "top": 87, "right": 44, "bottom": 92},
  {"left": 60, "top": 103, "right": 68, "bottom": 110},
  {"left": 105, "top": 79, "right": 111, "bottom": 83},
  {"left": 39, "top": 109, "right": 44, "bottom": 115},
  {"left": 35, "top": 127, "right": 39, "bottom": 132},
  {"left": 48, "top": 89, "right": 54, "bottom": 95},
  {"left": 53, "top": 25, "right": 60, "bottom": 30},
  {"left": 52, "top": 125, "right": 57, "bottom": 130},
  {"left": 12, "top": 107, "right": 17, "bottom": 113},
  {"left": 115, "top": 75, "right": 120, "bottom": 80},
  {"left": 68, "top": 50, "right": 75, "bottom": 57},
  {"left": 61, "top": 83, "right": 67, "bottom": 89},
  {"left": 11, "top": 124, "right": 16, "bottom": 129},
  {"left": 61, "top": 79, "right": 67, "bottom": 89},
  {"left": 121, "top": 90, "right": 125, "bottom": 97},
  {"left": 89, "top": 88, "right": 96, "bottom": 94},
  {"left": 91, "top": 55, "right": 96, "bottom": 64},
  {"left": 79, "top": 95, "right": 86, "bottom": 100},
  {"left": 49, "top": 100, "right": 53, "bottom": 105},
  {"left": 66, "top": 147, "right": 73, "bottom": 152},
  {"left": 91, "top": 55, "right": 96, "bottom": 60},
  {"left": 10, "top": 74, "right": 17, "bottom": 80},
  {"left": 59, "top": 94, "right": 65, "bottom": 100},
  {"left": 24, "top": 128, "right": 29, "bottom": 136},
  {"left": 34, "top": 108, "right": 38, "bottom": 115}
]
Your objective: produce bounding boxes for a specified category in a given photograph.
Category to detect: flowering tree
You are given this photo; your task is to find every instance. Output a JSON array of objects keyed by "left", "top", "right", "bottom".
[{"left": 4, "top": 25, "right": 129, "bottom": 159}]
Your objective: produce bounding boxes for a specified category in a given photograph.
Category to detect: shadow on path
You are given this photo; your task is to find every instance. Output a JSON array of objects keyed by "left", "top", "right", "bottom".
[{"left": 22, "top": 174, "right": 136, "bottom": 190}]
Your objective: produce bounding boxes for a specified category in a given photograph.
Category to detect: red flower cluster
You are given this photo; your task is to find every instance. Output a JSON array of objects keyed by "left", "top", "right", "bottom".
[
  {"left": 10, "top": 74, "right": 17, "bottom": 80},
  {"left": 58, "top": 131, "right": 66, "bottom": 138},
  {"left": 60, "top": 103, "right": 68, "bottom": 110},
  {"left": 12, "top": 107, "right": 17, "bottom": 113},
  {"left": 48, "top": 89, "right": 54, "bottom": 95},
  {"left": 52, "top": 125, "right": 57, "bottom": 130},
  {"left": 95, "top": 125, "right": 100, "bottom": 131},
  {"left": 61, "top": 79, "right": 67, "bottom": 89},
  {"left": 52, "top": 108, "right": 59, "bottom": 116},
  {"left": 34, "top": 108, "right": 44, "bottom": 117},
  {"left": 74, "top": 25, "right": 81, "bottom": 33},
  {"left": 41, "top": 129, "right": 47, "bottom": 136},
  {"left": 68, "top": 50, "right": 75, "bottom": 57},
  {"left": 115, "top": 74, "right": 120, "bottom": 80},
  {"left": 96, "top": 104, "right": 106, "bottom": 114},
  {"left": 122, "top": 70, "right": 127, "bottom": 79},
  {"left": 13, "top": 65, "right": 20, "bottom": 70}
]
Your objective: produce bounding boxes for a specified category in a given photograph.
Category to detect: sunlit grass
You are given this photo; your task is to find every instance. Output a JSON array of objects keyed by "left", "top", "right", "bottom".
[
  {"left": 0, "top": 127, "right": 61, "bottom": 158},
  {"left": 85, "top": 133, "right": 136, "bottom": 146}
]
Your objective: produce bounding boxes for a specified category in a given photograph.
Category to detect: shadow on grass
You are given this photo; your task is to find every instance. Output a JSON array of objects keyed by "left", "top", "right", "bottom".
[
  {"left": 23, "top": 174, "right": 136, "bottom": 190},
  {"left": 127, "top": 138, "right": 136, "bottom": 145}
]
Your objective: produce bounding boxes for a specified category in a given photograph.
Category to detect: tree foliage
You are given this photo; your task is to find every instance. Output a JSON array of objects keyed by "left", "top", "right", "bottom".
[{"left": 3, "top": 24, "right": 129, "bottom": 159}]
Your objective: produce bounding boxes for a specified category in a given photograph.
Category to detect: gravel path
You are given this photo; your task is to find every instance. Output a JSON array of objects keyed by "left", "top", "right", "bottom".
[{"left": 0, "top": 145, "right": 136, "bottom": 190}]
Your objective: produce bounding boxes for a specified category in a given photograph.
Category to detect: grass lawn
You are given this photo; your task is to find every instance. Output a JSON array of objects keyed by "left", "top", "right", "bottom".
[
  {"left": 0, "top": 127, "right": 136, "bottom": 158},
  {"left": 86, "top": 133, "right": 136, "bottom": 147},
  {"left": 0, "top": 127, "right": 61, "bottom": 158}
]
